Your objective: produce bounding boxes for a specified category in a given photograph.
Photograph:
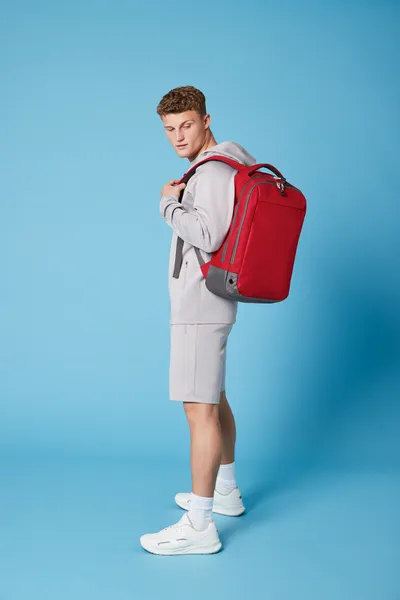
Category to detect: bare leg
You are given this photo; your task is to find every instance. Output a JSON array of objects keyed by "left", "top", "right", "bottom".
[
  {"left": 219, "top": 390, "right": 236, "bottom": 465},
  {"left": 182, "top": 392, "right": 237, "bottom": 497},
  {"left": 183, "top": 402, "right": 222, "bottom": 497}
]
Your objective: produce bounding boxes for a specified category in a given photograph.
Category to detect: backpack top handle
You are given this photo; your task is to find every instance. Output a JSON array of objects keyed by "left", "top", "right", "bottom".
[{"left": 247, "top": 163, "right": 286, "bottom": 181}]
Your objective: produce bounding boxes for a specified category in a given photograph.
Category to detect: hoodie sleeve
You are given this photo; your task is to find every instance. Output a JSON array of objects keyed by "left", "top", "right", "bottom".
[{"left": 159, "top": 161, "right": 236, "bottom": 253}]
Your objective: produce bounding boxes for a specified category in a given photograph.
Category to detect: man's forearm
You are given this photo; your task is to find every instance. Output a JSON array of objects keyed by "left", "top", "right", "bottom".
[{"left": 159, "top": 195, "right": 216, "bottom": 252}]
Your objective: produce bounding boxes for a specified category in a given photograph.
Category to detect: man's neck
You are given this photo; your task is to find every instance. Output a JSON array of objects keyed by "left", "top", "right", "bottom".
[{"left": 189, "top": 134, "right": 218, "bottom": 163}]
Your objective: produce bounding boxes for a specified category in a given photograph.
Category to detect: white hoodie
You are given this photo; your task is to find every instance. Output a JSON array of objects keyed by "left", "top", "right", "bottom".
[{"left": 159, "top": 141, "right": 257, "bottom": 324}]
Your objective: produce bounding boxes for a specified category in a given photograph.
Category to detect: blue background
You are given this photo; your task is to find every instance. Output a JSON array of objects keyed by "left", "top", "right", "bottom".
[{"left": 1, "top": 0, "right": 399, "bottom": 598}]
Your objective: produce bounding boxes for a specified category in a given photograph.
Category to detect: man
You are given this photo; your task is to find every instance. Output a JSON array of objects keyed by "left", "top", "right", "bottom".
[{"left": 139, "top": 85, "right": 257, "bottom": 555}]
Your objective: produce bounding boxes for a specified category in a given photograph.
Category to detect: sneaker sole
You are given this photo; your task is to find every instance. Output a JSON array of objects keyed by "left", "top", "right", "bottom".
[
  {"left": 175, "top": 496, "right": 245, "bottom": 517},
  {"left": 140, "top": 539, "right": 222, "bottom": 555}
]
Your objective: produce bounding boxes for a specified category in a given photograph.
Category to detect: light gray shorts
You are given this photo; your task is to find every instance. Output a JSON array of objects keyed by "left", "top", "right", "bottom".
[{"left": 169, "top": 323, "right": 234, "bottom": 404}]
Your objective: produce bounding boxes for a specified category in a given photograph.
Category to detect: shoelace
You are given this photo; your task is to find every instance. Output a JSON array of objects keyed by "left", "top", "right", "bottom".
[{"left": 161, "top": 519, "right": 186, "bottom": 533}]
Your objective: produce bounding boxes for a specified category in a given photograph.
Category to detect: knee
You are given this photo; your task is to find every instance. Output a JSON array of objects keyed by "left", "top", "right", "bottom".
[{"left": 183, "top": 402, "right": 219, "bottom": 427}]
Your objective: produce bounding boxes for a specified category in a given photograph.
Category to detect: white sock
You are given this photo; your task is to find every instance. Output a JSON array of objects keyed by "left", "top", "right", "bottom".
[
  {"left": 216, "top": 461, "right": 237, "bottom": 495},
  {"left": 187, "top": 493, "right": 214, "bottom": 531}
]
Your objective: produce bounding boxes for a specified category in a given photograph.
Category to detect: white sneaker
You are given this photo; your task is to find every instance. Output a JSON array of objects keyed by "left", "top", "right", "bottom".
[
  {"left": 139, "top": 512, "right": 222, "bottom": 555},
  {"left": 175, "top": 487, "right": 245, "bottom": 517}
]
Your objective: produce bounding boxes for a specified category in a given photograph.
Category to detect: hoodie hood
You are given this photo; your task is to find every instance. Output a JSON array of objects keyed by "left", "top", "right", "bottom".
[{"left": 189, "top": 141, "right": 257, "bottom": 168}]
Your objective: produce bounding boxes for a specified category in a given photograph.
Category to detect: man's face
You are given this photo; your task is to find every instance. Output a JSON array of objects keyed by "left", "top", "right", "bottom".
[{"left": 161, "top": 110, "right": 210, "bottom": 160}]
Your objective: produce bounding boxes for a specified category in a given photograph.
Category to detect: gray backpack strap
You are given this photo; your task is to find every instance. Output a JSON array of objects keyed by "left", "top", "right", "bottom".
[
  {"left": 194, "top": 247, "right": 205, "bottom": 268},
  {"left": 172, "top": 239, "right": 204, "bottom": 279},
  {"left": 172, "top": 236, "right": 184, "bottom": 278}
]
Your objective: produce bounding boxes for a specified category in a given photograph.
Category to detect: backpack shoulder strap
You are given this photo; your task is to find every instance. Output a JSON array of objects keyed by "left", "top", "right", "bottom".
[
  {"left": 172, "top": 156, "right": 245, "bottom": 279},
  {"left": 179, "top": 156, "right": 246, "bottom": 185}
]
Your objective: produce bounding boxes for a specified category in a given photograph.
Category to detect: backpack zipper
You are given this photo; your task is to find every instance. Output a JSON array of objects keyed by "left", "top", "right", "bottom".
[
  {"left": 221, "top": 174, "right": 266, "bottom": 263},
  {"left": 230, "top": 180, "right": 296, "bottom": 264}
]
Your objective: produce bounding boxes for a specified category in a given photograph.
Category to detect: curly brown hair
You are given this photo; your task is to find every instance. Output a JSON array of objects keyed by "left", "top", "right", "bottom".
[{"left": 156, "top": 85, "right": 207, "bottom": 117}]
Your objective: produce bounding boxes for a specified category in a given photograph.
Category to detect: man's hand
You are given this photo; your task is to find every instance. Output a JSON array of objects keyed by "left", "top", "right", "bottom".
[{"left": 161, "top": 179, "right": 186, "bottom": 198}]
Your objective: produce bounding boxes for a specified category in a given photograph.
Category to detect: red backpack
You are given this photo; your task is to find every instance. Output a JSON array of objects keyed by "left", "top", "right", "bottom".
[{"left": 172, "top": 157, "right": 307, "bottom": 303}]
